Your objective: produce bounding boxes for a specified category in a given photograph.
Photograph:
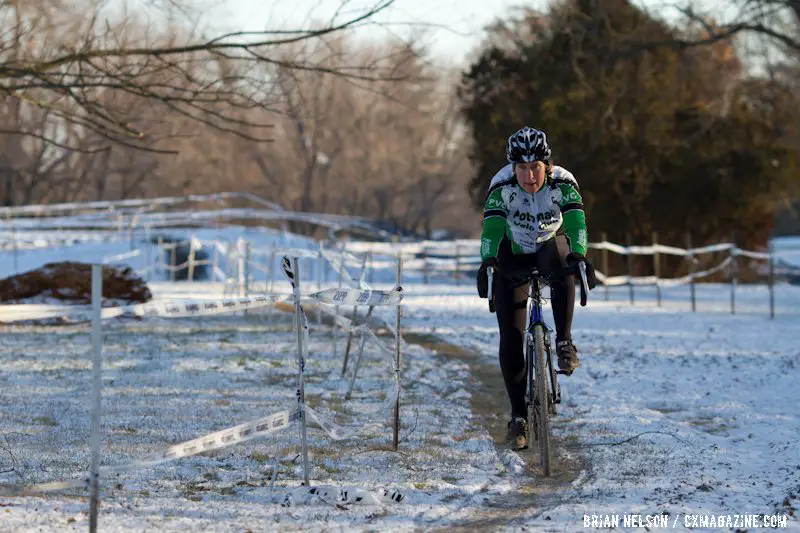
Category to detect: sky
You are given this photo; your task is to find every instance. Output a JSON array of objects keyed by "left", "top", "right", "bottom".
[
  {"left": 200, "top": 0, "right": 720, "bottom": 65},
  {"left": 203, "top": 0, "right": 629, "bottom": 65}
]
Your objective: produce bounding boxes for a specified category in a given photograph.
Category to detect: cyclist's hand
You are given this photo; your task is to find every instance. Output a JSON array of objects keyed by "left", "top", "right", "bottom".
[
  {"left": 482, "top": 256, "right": 499, "bottom": 269},
  {"left": 566, "top": 253, "right": 597, "bottom": 290},
  {"left": 477, "top": 257, "right": 498, "bottom": 299}
]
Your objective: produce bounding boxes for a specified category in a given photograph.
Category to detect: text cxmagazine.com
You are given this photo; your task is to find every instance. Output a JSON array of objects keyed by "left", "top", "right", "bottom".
[{"left": 584, "top": 513, "right": 790, "bottom": 529}]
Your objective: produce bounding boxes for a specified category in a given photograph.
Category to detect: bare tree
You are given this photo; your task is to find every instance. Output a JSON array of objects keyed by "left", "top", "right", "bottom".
[{"left": 0, "top": 0, "right": 408, "bottom": 152}]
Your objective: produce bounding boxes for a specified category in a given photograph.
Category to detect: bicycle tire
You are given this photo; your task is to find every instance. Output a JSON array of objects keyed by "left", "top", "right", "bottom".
[
  {"left": 526, "top": 333, "right": 536, "bottom": 448},
  {"left": 534, "top": 324, "right": 551, "bottom": 476},
  {"left": 546, "top": 339, "right": 558, "bottom": 416}
]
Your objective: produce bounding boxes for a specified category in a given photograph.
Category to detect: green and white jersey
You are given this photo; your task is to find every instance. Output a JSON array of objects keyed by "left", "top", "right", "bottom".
[{"left": 480, "top": 164, "right": 588, "bottom": 260}]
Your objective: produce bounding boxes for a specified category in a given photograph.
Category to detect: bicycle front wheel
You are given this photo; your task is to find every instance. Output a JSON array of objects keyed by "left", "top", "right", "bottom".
[{"left": 534, "top": 324, "right": 551, "bottom": 476}]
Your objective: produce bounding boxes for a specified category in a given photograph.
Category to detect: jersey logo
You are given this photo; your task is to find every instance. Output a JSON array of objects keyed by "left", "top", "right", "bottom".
[
  {"left": 480, "top": 238, "right": 491, "bottom": 256},
  {"left": 485, "top": 196, "right": 504, "bottom": 210},
  {"left": 563, "top": 189, "right": 581, "bottom": 202}
]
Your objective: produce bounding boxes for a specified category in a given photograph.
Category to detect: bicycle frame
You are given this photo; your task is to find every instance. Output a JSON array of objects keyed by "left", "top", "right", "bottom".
[
  {"left": 486, "top": 261, "right": 588, "bottom": 477},
  {"left": 522, "top": 271, "right": 559, "bottom": 477},
  {"left": 523, "top": 277, "right": 546, "bottom": 333}
]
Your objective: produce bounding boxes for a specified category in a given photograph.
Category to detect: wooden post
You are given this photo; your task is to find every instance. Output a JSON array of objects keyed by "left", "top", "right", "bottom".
[
  {"left": 653, "top": 231, "right": 661, "bottom": 306},
  {"left": 730, "top": 235, "right": 737, "bottom": 315},
  {"left": 244, "top": 241, "right": 251, "bottom": 298},
  {"left": 266, "top": 246, "right": 276, "bottom": 293},
  {"left": 332, "top": 244, "right": 345, "bottom": 360},
  {"left": 341, "top": 253, "right": 368, "bottom": 377},
  {"left": 187, "top": 236, "right": 197, "bottom": 283},
  {"left": 236, "top": 239, "right": 246, "bottom": 297},
  {"left": 601, "top": 232, "right": 609, "bottom": 301},
  {"left": 454, "top": 244, "right": 461, "bottom": 285},
  {"left": 423, "top": 247, "right": 429, "bottom": 285},
  {"left": 626, "top": 233, "right": 634, "bottom": 305},
  {"left": 169, "top": 243, "right": 177, "bottom": 282},
  {"left": 212, "top": 241, "right": 220, "bottom": 282},
  {"left": 144, "top": 226, "right": 152, "bottom": 283},
  {"left": 768, "top": 242, "right": 775, "bottom": 319},
  {"left": 316, "top": 243, "right": 323, "bottom": 324},
  {"left": 8, "top": 213, "right": 19, "bottom": 275},
  {"left": 157, "top": 237, "right": 164, "bottom": 280},
  {"left": 686, "top": 232, "right": 696, "bottom": 312},
  {"left": 290, "top": 258, "right": 310, "bottom": 486},
  {"left": 89, "top": 265, "right": 104, "bottom": 533},
  {"left": 393, "top": 255, "right": 403, "bottom": 451}
]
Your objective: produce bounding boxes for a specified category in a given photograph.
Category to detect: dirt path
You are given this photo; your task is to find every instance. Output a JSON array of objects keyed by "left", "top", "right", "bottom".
[{"left": 404, "top": 332, "right": 588, "bottom": 530}]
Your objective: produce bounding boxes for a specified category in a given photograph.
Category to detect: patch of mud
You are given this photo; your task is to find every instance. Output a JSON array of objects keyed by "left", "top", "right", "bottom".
[{"left": 404, "top": 332, "right": 588, "bottom": 530}]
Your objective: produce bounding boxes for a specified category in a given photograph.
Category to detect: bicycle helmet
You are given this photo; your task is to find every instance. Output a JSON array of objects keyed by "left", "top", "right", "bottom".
[{"left": 506, "top": 126, "right": 551, "bottom": 163}]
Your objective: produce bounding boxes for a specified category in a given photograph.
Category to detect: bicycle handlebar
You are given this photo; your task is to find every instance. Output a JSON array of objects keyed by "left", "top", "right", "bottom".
[{"left": 489, "top": 262, "right": 590, "bottom": 307}]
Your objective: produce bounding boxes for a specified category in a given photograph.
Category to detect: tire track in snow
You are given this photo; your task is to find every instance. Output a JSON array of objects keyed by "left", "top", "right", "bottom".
[{"left": 404, "top": 332, "right": 589, "bottom": 530}]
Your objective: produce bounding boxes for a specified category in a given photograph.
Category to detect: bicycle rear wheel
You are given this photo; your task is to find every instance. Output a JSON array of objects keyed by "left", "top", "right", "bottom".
[{"left": 533, "top": 324, "right": 551, "bottom": 476}]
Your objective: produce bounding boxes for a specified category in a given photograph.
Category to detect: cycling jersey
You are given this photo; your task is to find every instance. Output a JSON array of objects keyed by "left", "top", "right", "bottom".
[{"left": 481, "top": 164, "right": 588, "bottom": 260}]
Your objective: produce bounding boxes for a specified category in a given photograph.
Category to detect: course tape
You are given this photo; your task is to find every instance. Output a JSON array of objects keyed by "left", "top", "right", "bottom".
[
  {"left": 304, "top": 403, "right": 391, "bottom": 442},
  {"left": 0, "top": 408, "right": 299, "bottom": 496},
  {"left": 282, "top": 485, "right": 405, "bottom": 506},
  {"left": 102, "top": 249, "right": 142, "bottom": 264},
  {"left": 594, "top": 256, "right": 735, "bottom": 287},
  {"left": 315, "top": 303, "right": 409, "bottom": 354},
  {"left": 319, "top": 247, "right": 363, "bottom": 289},
  {"left": 250, "top": 247, "right": 320, "bottom": 259},
  {"left": 0, "top": 284, "right": 404, "bottom": 323},
  {"left": 310, "top": 286, "right": 403, "bottom": 307},
  {"left": 734, "top": 249, "right": 771, "bottom": 260}
]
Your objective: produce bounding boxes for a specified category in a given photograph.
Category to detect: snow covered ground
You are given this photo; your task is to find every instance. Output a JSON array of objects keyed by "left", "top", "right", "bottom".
[
  {"left": 1, "top": 235, "right": 799, "bottom": 531},
  {"left": 401, "top": 281, "right": 800, "bottom": 531}
]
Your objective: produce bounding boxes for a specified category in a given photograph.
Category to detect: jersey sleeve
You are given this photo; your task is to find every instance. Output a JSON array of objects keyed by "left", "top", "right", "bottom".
[
  {"left": 555, "top": 182, "right": 588, "bottom": 256},
  {"left": 480, "top": 188, "right": 508, "bottom": 261}
]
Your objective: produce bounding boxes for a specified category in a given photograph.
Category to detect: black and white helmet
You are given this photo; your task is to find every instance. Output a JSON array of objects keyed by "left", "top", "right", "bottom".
[{"left": 506, "top": 127, "right": 551, "bottom": 163}]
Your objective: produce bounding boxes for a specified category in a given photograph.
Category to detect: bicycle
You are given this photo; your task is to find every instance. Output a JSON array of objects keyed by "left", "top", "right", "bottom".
[{"left": 487, "top": 261, "right": 589, "bottom": 476}]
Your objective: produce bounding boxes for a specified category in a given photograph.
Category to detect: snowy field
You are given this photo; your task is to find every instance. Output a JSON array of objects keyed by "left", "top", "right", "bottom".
[{"left": 1, "top": 235, "right": 799, "bottom": 531}]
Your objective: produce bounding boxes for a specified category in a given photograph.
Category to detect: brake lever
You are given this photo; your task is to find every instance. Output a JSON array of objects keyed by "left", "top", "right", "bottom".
[
  {"left": 578, "top": 261, "right": 589, "bottom": 307},
  {"left": 487, "top": 266, "right": 495, "bottom": 312}
]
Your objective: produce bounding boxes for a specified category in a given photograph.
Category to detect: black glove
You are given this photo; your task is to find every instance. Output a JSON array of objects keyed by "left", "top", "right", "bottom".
[
  {"left": 476, "top": 257, "right": 498, "bottom": 299},
  {"left": 566, "top": 252, "right": 597, "bottom": 290}
]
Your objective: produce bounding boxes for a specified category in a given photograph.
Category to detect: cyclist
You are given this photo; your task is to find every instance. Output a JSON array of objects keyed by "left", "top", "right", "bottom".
[{"left": 477, "top": 126, "right": 597, "bottom": 449}]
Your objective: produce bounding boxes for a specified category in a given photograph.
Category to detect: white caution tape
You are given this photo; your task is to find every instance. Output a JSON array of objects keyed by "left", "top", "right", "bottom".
[
  {"left": 315, "top": 303, "right": 408, "bottom": 356},
  {"left": 127, "top": 408, "right": 299, "bottom": 466},
  {"left": 304, "top": 404, "right": 387, "bottom": 442},
  {"left": 0, "top": 408, "right": 299, "bottom": 496},
  {"left": 658, "top": 256, "right": 735, "bottom": 287},
  {"left": 0, "top": 304, "right": 93, "bottom": 323},
  {"left": 358, "top": 326, "right": 398, "bottom": 367},
  {"left": 320, "top": 247, "right": 362, "bottom": 289},
  {"left": 304, "top": 375, "right": 399, "bottom": 439},
  {"left": 252, "top": 247, "right": 320, "bottom": 259},
  {"left": 594, "top": 256, "right": 735, "bottom": 287},
  {"left": 734, "top": 248, "right": 771, "bottom": 260},
  {"left": 0, "top": 294, "right": 294, "bottom": 323},
  {"left": 124, "top": 294, "right": 288, "bottom": 319},
  {"left": 316, "top": 303, "right": 356, "bottom": 330},
  {"left": 310, "top": 286, "right": 403, "bottom": 307},
  {"left": 346, "top": 377, "right": 400, "bottom": 415},
  {"left": 102, "top": 249, "right": 142, "bottom": 264},
  {"left": 282, "top": 485, "right": 405, "bottom": 506}
]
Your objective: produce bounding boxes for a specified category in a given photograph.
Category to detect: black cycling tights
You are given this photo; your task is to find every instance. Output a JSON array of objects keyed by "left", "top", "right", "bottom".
[{"left": 493, "top": 235, "right": 574, "bottom": 419}]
